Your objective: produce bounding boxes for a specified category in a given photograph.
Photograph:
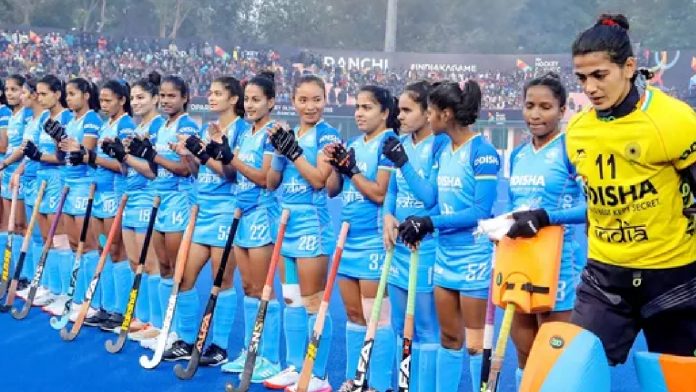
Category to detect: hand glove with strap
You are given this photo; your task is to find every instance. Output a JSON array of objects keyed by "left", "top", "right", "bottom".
[
  {"left": 185, "top": 135, "right": 210, "bottom": 164},
  {"left": 102, "top": 138, "right": 127, "bottom": 163},
  {"left": 23, "top": 140, "right": 42, "bottom": 161},
  {"left": 129, "top": 137, "right": 157, "bottom": 163},
  {"left": 330, "top": 143, "right": 360, "bottom": 178},
  {"left": 44, "top": 119, "right": 67, "bottom": 142},
  {"left": 270, "top": 127, "right": 303, "bottom": 162},
  {"left": 381, "top": 135, "right": 408, "bottom": 168},
  {"left": 398, "top": 215, "right": 434, "bottom": 247},
  {"left": 506, "top": 209, "right": 550, "bottom": 238},
  {"left": 206, "top": 135, "right": 234, "bottom": 165}
]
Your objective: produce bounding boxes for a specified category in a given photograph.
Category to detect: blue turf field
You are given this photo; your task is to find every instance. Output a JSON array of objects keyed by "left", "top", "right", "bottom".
[{"left": 0, "top": 180, "right": 646, "bottom": 391}]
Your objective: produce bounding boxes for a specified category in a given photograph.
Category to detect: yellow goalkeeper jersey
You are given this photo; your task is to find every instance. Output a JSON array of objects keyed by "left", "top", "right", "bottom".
[{"left": 566, "top": 86, "right": 696, "bottom": 268}]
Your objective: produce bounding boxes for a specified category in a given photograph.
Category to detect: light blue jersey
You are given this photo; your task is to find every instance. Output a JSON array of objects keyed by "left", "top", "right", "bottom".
[
  {"left": 21, "top": 110, "right": 49, "bottom": 209},
  {"left": 0, "top": 105, "right": 11, "bottom": 162},
  {"left": 338, "top": 129, "right": 396, "bottom": 280},
  {"left": 386, "top": 133, "right": 448, "bottom": 292},
  {"left": 62, "top": 110, "right": 101, "bottom": 216},
  {"left": 276, "top": 121, "right": 340, "bottom": 258},
  {"left": 508, "top": 133, "right": 586, "bottom": 311},
  {"left": 234, "top": 121, "right": 277, "bottom": 248},
  {"left": 93, "top": 114, "right": 135, "bottom": 219},
  {"left": 2, "top": 107, "right": 31, "bottom": 200},
  {"left": 122, "top": 115, "right": 163, "bottom": 231},
  {"left": 36, "top": 109, "right": 73, "bottom": 214},
  {"left": 150, "top": 113, "right": 198, "bottom": 232},
  {"left": 193, "top": 117, "right": 247, "bottom": 247}
]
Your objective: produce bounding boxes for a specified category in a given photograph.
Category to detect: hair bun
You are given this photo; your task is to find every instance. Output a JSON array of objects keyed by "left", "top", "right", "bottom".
[
  {"left": 596, "top": 13, "right": 629, "bottom": 31},
  {"left": 258, "top": 70, "right": 275, "bottom": 82},
  {"left": 148, "top": 71, "right": 161, "bottom": 87}
]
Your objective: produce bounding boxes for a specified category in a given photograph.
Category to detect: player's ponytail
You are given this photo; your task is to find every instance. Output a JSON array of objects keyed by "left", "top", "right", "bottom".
[
  {"left": 134, "top": 71, "right": 161, "bottom": 98},
  {"left": 428, "top": 80, "right": 481, "bottom": 127},
  {"left": 0, "top": 79, "right": 6, "bottom": 106}
]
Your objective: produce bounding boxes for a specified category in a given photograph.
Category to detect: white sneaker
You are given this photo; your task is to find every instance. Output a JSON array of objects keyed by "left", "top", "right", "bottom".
[
  {"left": 33, "top": 291, "right": 57, "bottom": 307},
  {"left": 140, "top": 331, "right": 178, "bottom": 351},
  {"left": 263, "top": 366, "right": 300, "bottom": 389},
  {"left": 16, "top": 286, "right": 30, "bottom": 300},
  {"left": 68, "top": 305, "right": 97, "bottom": 323},
  {"left": 43, "top": 295, "right": 69, "bottom": 315},
  {"left": 285, "top": 376, "right": 333, "bottom": 392}
]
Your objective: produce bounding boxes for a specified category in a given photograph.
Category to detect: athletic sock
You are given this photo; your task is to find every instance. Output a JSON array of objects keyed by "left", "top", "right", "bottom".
[
  {"left": 284, "top": 305, "right": 308, "bottom": 369},
  {"left": 47, "top": 249, "right": 61, "bottom": 294},
  {"left": 516, "top": 367, "right": 524, "bottom": 391},
  {"left": 82, "top": 250, "right": 101, "bottom": 307},
  {"left": 176, "top": 289, "right": 200, "bottom": 344},
  {"left": 135, "top": 272, "right": 150, "bottom": 323},
  {"left": 416, "top": 343, "right": 438, "bottom": 392},
  {"left": 369, "top": 325, "right": 396, "bottom": 391},
  {"left": 212, "top": 289, "right": 237, "bottom": 349},
  {"left": 469, "top": 352, "right": 483, "bottom": 392},
  {"left": 436, "top": 347, "right": 463, "bottom": 392},
  {"left": 158, "top": 278, "right": 173, "bottom": 332},
  {"left": 58, "top": 249, "right": 74, "bottom": 295},
  {"left": 309, "top": 312, "right": 333, "bottom": 378},
  {"left": 345, "top": 321, "right": 367, "bottom": 379},
  {"left": 243, "top": 296, "right": 260, "bottom": 347},
  {"left": 147, "top": 274, "right": 162, "bottom": 328},
  {"left": 113, "top": 261, "right": 132, "bottom": 314},
  {"left": 101, "top": 256, "right": 116, "bottom": 313},
  {"left": 259, "top": 299, "right": 280, "bottom": 363}
]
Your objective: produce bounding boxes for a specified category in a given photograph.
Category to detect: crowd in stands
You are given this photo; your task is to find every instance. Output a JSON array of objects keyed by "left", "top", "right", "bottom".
[{"left": 1, "top": 29, "right": 691, "bottom": 110}]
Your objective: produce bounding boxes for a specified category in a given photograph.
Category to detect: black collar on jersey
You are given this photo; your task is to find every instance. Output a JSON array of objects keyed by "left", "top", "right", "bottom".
[{"left": 596, "top": 84, "right": 640, "bottom": 121}]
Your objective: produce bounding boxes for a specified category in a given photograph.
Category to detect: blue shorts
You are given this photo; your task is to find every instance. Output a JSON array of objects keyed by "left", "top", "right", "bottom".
[
  {"left": 434, "top": 238, "right": 492, "bottom": 299},
  {"left": 554, "top": 239, "right": 583, "bottom": 312},
  {"left": 1, "top": 170, "right": 24, "bottom": 201},
  {"left": 388, "top": 239, "right": 436, "bottom": 293},
  {"left": 338, "top": 228, "right": 385, "bottom": 280},
  {"left": 235, "top": 204, "right": 277, "bottom": 249},
  {"left": 38, "top": 170, "right": 63, "bottom": 215},
  {"left": 154, "top": 190, "right": 190, "bottom": 233},
  {"left": 123, "top": 191, "right": 154, "bottom": 232},
  {"left": 192, "top": 195, "right": 236, "bottom": 248},
  {"left": 93, "top": 190, "right": 119, "bottom": 219},
  {"left": 63, "top": 177, "right": 93, "bottom": 217},
  {"left": 279, "top": 203, "right": 335, "bottom": 259},
  {"left": 21, "top": 176, "right": 37, "bottom": 207}
]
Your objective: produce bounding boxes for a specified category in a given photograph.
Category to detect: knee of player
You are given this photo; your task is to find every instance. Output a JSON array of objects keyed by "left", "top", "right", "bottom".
[
  {"left": 302, "top": 291, "right": 323, "bottom": 314},
  {"left": 465, "top": 328, "right": 484, "bottom": 354},
  {"left": 439, "top": 331, "right": 464, "bottom": 350},
  {"left": 344, "top": 304, "right": 366, "bottom": 325},
  {"left": 241, "top": 282, "right": 263, "bottom": 298}
]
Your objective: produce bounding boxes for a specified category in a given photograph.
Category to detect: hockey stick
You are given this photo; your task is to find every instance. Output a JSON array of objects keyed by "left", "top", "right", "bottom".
[
  {"left": 0, "top": 181, "right": 46, "bottom": 312},
  {"left": 397, "top": 249, "right": 419, "bottom": 392},
  {"left": 480, "top": 248, "right": 497, "bottom": 392},
  {"left": 226, "top": 208, "right": 290, "bottom": 392},
  {"left": 296, "top": 221, "right": 350, "bottom": 392},
  {"left": 0, "top": 184, "right": 20, "bottom": 297},
  {"left": 11, "top": 185, "right": 69, "bottom": 320},
  {"left": 174, "top": 208, "right": 240, "bottom": 379},
  {"left": 345, "top": 248, "right": 395, "bottom": 392},
  {"left": 50, "top": 183, "right": 96, "bottom": 330},
  {"left": 139, "top": 204, "right": 199, "bottom": 369},
  {"left": 60, "top": 194, "right": 128, "bottom": 341},
  {"left": 105, "top": 195, "right": 160, "bottom": 353},
  {"left": 484, "top": 303, "right": 515, "bottom": 392}
]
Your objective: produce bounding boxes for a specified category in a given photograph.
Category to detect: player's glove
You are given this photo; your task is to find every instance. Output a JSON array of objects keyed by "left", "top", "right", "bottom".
[
  {"left": 270, "top": 127, "right": 303, "bottom": 162},
  {"left": 185, "top": 135, "right": 210, "bottom": 164},
  {"left": 381, "top": 136, "right": 408, "bottom": 168},
  {"left": 506, "top": 209, "right": 550, "bottom": 238},
  {"left": 398, "top": 215, "right": 434, "bottom": 247}
]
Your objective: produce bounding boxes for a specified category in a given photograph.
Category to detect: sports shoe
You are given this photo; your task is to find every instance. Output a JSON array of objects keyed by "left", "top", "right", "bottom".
[
  {"left": 199, "top": 343, "right": 228, "bottom": 367},
  {"left": 43, "top": 294, "right": 69, "bottom": 315},
  {"left": 69, "top": 305, "right": 98, "bottom": 323},
  {"left": 99, "top": 312, "right": 125, "bottom": 332},
  {"left": 33, "top": 290, "right": 57, "bottom": 307},
  {"left": 162, "top": 339, "right": 193, "bottom": 361},
  {"left": 221, "top": 349, "right": 247, "bottom": 373},
  {"left": 84, "top": 308, "right": 110, "bottom": 327},
  {"left": 17, "top": 278, "right": 29, "bottom": 291},
  {"left": 264, "top": 366, "right": 299, "bottom": 389},
  {"left": 141, "top": 331, "right": 178, "bottom": 351},
  {"left": 251, "top": 357, "right": 281, "bottom": 384},
  {"left": 128, "top": 324, "right": 160, "bottom": 341},
  {"left": 16, "top": 286, "right": 30, "bottom": 300},
  {"left": 285, "top": 376, "right": 333, "bottom": 392}
]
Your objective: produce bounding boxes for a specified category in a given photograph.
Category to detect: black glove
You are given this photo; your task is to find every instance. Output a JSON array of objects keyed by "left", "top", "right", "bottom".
[
  {"left": 67, "top": 148, "right": 86, "bottom": 166},
  {"left": 23, "top": 141, "right": 42, "bottom": 161},
  {"left": 185, "top": 135, "right": 210, "bottom": 164},
  {"left": 44, "top": 119, "right": 66, "bottom": 142},
  {"left": 507, "top": 209, "right": 550, "bottom": 238},
  {"left": 129, "top": 137, "right": 157, "bottom": 163},
  {"left": 330, "top": 144, "right": 360, "bottom": 178},
  {"left": 270, "top": 128, "right": 303, "bottom": 162},
  {"left": 206, "top": 135, "right": 234, "bottom": 165},
  {"left": 382, "top": 136, "right": 408, "bottom": 168},
  {"left": 102, "top": 138, "right": 127, "bottom": 163},
  {"left": 398, "top": 215, "right": 434, "bottom": 247}
]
